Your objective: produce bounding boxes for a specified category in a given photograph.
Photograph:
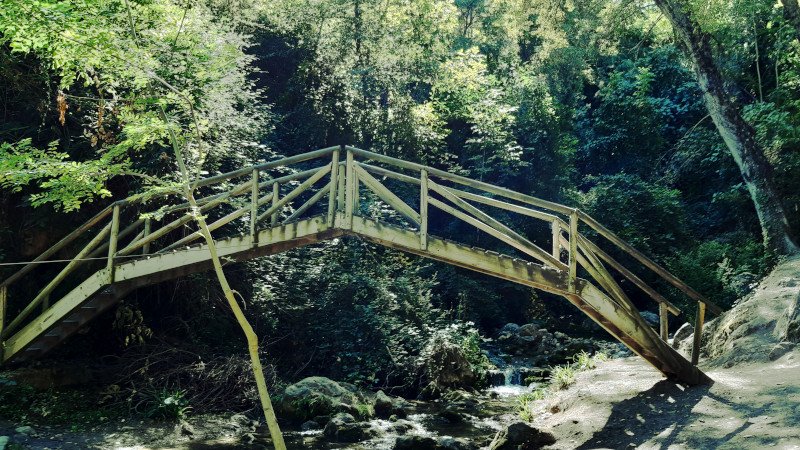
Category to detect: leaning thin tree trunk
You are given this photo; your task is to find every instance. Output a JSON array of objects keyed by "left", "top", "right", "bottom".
[
  {"left": 161, "top": 111, "right": 287, "bottom": 450},
  {"left": 654, "top": 0, "right": 799, "bottom": 257},
  {"left": 783, "top": 0, "right": 800, "bottom": 42}
]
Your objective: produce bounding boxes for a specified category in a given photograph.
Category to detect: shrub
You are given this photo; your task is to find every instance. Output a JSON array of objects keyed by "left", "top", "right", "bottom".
[{"left": 141, "top": 389, "right": 192, "bottom": 421}]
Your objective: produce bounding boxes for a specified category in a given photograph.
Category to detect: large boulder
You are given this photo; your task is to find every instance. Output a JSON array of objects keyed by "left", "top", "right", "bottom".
[
  {"left": 393, "top": 435, "right": 438, "bottom": 450},
  {"left": 498, "top": 323, "right": 521, "bottom": 336},
  {"left": 420, "top": 335, "right": 477, "bottom": 398},
  {"left": 639, "top": 311, "right": 659, "bottom": 327},
  {"left": 281, "top": 376, "right": 371, "bottom": 421},
  {"left": 488, "top": 422, "right": 556, "bottom": 450},
  {"left": 374, "top": 390, "right": 407, "bottom": 418},
  {"left": 323, "top": 413, "right": 376, "bottom": 443},
  {"left": 671, "top": 322, "right": 694, "bottom": 349},
  {"left": 438, "top": 436, "right": 479, "bottom": 450},
  {"left": 517, "top": 324, "right": 539, "bottom": 337}
]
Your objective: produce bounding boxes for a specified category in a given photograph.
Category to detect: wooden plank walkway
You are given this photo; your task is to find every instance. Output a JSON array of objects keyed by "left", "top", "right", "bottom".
[{"left": 0, "top": 146, "right": 719, "bottom": 385}]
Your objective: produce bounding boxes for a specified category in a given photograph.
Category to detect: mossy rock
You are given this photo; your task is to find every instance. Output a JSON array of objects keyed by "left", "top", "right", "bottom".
[{"left": 281, "top": 377, "right": 373, "bottom": 421}]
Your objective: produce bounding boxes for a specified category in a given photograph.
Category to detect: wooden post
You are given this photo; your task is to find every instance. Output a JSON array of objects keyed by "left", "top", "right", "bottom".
[
  {"left": 327, "top": 148, "right": 340, "bottom": 226},
  {"left": 345, "top": 149, "right": 354, "bottom": 228},
  {"left": 691, "top": 301, "right": 706, "bottom": 365},
  {"left": 659, "top": 302, "right": 669, "bottom": 341},
  {"left": 568, "top": 210, "right": 578, "bottom": 293},
  {"left": 420, "top": 169, "right": 429, "bottom": 250},
  {"left": 271, "top": 182, "right": 279, "bottom": 226},
  {"left": 251, "top": 169, "right": 259, "bottom": 243},
  {"left": 353, "top": 164, "right": 360, "bottom": 214},
  {"left": 107, "top": 204, "right": 120, "bottom": 284},
  {"left": 142, "top": 218, "right": 151, "bottom": 254},
  {"left": 337, "top": 162, "right": 346, "bottom": 213},
  {"left": 551, "top": 220, "right": 560, "bottom": 261}
]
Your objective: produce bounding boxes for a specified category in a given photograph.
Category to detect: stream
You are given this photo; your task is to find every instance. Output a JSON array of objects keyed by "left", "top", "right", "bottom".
[{"left": 201, "top": 363, "right": 541, "bottom": 450}]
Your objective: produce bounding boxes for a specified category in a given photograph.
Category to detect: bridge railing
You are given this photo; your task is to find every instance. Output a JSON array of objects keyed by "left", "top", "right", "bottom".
[
  {"left": 0, "top": 144, "right": 722, "bottom": 366},
  {"left": 344, "top": 146, "right": 722, "bottom": 365}
]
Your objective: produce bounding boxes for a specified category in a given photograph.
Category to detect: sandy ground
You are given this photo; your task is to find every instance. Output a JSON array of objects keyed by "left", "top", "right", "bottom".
[{"left": 526, "top": 350, "right": 800, "bottom": 450}]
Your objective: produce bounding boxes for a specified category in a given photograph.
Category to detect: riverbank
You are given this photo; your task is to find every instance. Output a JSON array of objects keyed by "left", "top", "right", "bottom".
[{"left": 526, "top": 350, "right": 800, "bottom": 449}]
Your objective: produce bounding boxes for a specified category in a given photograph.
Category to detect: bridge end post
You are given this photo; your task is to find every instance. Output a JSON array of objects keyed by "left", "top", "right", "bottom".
[
  {"left": 420, "top": 169, "right": 428, "bottom": 250},
  {"left": 345, "top": 148, "right": 355, "bottom": 229},
  {"left": 568, "top": 210, "right": 578, "bottom": 293},
  {"left": 551, "top": 220, "right": 560, "bottom": 260},
  {"left": 143, "top": 217, "right": 152, "bottom": 254},
  {"left": 271, "top": 182, "right": 280, "bottom": 226},
  {"left": 327, "top": 148, "right": 340, "bottom": 227},
  {"left": 250, "top": 169, "right": 260, "bottom": 245},
  {"left": 107, "top": 205, "right": 120, "bottom": 284},
  {"left": 691, "top": 301, "right": 706, "bottom": 365}
]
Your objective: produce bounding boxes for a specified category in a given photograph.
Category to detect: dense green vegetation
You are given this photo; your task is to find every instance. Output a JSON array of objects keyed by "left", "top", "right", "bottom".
[{"left": 1, "top": 0, "right": 798, "bottom": 413}]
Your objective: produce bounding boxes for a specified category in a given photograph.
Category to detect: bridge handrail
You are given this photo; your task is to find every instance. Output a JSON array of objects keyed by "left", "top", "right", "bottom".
[
  {"left": 346, "top": 146, "right": 721, "bottom": 315},
  {"left": 0, "top": 144, "right": 722, "bottom": 366}
]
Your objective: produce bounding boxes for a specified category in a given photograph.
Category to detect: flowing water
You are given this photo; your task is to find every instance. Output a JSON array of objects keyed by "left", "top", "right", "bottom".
[
  {"left": 181, "top": 355, "right": 542, "bottom": 449},
  {"left": 202, "top": 364, "right": 541, "bottom": 449}
]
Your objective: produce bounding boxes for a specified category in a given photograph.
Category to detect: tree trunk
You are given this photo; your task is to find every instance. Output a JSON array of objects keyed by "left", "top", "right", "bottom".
[
  {"left": 654, "top": 0, "right": 799, "bottom": 257},
  {"left": 783, "top": 0, "right": 800, "bottom": 42}
]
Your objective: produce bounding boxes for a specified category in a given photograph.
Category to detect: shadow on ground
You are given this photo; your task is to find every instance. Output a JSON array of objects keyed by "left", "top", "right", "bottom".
[{"left": 576, "top": 380, "right": 800, "bottom": 449}]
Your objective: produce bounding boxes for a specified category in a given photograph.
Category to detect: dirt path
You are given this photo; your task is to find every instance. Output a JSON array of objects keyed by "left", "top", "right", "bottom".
[{"left": 526, "top": 351, "right": 800, "bottom": 449}]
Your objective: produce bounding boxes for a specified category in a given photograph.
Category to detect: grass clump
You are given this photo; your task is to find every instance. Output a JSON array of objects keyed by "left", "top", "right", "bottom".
[{"left": 517, "top": 351, "right": 609, "bottom": 420}]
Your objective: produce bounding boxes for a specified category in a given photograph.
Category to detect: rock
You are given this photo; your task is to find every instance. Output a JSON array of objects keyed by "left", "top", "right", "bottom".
[
  {"left": 436, "top": 407, "right": 464, "bottom": 424},
  {"left": 393, "top": 435, "right": 438, "bottom": 450},
  {"left": 388, "top": 419, "right": 415, "bottom": 433},
  {"left": 671, "top": 322, "right": 694, "bottom": 348},
  {"left": 421, "top": 335, "right": 477, "bottom": 397},
  {"left": 488, "top": 422, "right": 556, "bottom": 450},
  {"left": 176, "top": 419, "right": 196, "bottom": 437},
  {"left": 438, "top": 436, "right": 479, "bottom": 450},
  {"left": 498, "top": 323, "right": 520, "bottom": 336},
  {"left": 282, "top": 376, "right": 368, "bottom": 421},
  {"left": 312, "top": 415, "right": 331, "bottom": 426},
  {"left": 488, "top": 370, "right": 507, "bottom": 386},
  {"left": 374, "top": 390, "right": 393, "bottom": 418},
  {"left": 781, "top": 297, "right": 800, "bottom": 343},
  {"left": 285, "top": 376, "right": 358, "bottom": 401},
  {"left": 640, "top": 311, "right": 659, "bottom": 327},
  {"left": 728, "top": 272, "right": 757, "bottom": 297},
  {"left": 769, "top": 342, "right": 794, "bottom": 360},
  {"left": 14, "top": 426, "right": 34, "bottom": 436},
  {"left": 323, "top": 413, "right": 375, "bottom": 442},
  {"left": 517, "top": 324, "right": 539, "bottom": 337},
  {"left": 301, "top": 420, "right": 320, "bottom": 431},
  {"left": 374, "top": 390, "right": 406, "bottom": 418},
  {"left": 229, "top": 413, "right": 251, "bottom": 430}
]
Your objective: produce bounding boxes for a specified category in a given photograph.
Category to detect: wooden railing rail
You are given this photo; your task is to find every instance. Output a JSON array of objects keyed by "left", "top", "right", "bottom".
[{"left": 0, "top": 222, "right": 113, "bottom": 338}]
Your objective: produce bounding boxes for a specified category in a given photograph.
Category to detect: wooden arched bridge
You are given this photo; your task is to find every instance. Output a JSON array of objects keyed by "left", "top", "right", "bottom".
[{"left": 0, "top": 146, "right": 722, "bottom": 384}]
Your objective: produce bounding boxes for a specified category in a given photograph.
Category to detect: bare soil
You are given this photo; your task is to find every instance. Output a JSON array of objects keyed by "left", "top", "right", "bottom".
[{"left": 527, "top": 352, "right": 800, "bottom": 449}]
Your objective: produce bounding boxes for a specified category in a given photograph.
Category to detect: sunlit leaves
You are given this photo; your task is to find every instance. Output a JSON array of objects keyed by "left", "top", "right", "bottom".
[{"left": 0, "top": 139, "right": 127, "bottom": 211}]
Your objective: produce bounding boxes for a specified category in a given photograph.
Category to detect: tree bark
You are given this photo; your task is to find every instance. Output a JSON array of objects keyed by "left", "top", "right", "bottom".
[
  {"left": 654, "top": 0, "right": 799, "bottom": 257},
  {"left": 783, "top": 0, "right": 800, "bottom": 42}
]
